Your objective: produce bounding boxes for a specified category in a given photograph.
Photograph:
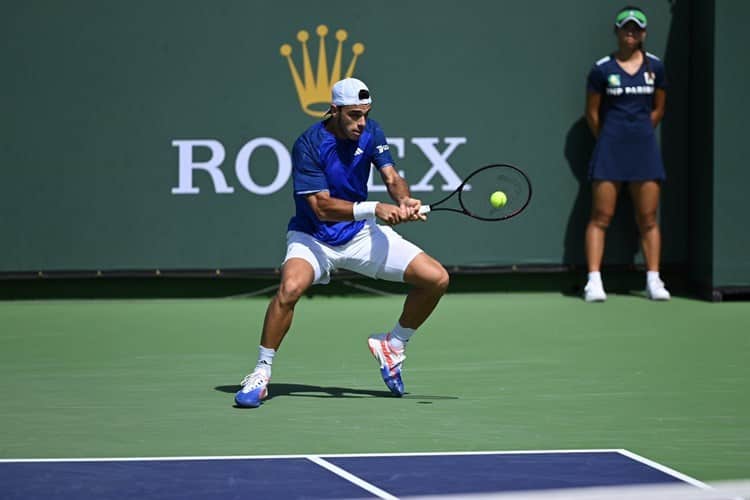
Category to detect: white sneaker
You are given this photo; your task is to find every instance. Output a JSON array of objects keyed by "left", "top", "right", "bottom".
[
  {"left": 646, "top": 279, "right": 671, "bottom": 301},
  {"left": 584, "top": 279, "right": 607, "bottom": 302}
]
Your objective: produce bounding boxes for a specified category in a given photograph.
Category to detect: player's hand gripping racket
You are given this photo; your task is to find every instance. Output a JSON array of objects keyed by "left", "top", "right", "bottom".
[{"left": 418, "top": 164, "right": 532, "bottom": 221}]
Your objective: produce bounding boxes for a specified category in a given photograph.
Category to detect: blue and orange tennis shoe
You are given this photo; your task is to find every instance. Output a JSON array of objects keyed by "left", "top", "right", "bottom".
[
  {"left": 234, "top": 368, "right": 270, "bottom": 408},
  {"left": 367, "top": 333, "right": 406, "bottom": 397}
]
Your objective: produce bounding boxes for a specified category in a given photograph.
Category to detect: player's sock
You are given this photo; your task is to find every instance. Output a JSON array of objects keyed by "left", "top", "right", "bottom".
[
  {"left": 584, "top": 271, "right": 607, "bottom": 302},
  {"left": 646, "top": 270, "right": 661, "bottom": 283},
  {"left": 389, "top": 323, "right": 414, "bottom": 351},
  {"left": 255, "top": 346, "right": 275, "bottom": 377}
]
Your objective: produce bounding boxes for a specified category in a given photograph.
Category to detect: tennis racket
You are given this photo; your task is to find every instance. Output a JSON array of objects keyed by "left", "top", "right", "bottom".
[{"left": 418, "top": 164, "right": 532, "bottom": 221}]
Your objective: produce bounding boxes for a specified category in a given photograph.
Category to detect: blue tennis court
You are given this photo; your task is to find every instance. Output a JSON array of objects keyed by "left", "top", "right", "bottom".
[{"left": 1, "top": 449, "right": 707, "bottom": 499}]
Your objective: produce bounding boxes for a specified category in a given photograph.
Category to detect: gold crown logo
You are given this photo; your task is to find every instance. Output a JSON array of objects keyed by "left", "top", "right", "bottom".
[{"left": 280, "top": 25, "right": 365, "bottom": 117}]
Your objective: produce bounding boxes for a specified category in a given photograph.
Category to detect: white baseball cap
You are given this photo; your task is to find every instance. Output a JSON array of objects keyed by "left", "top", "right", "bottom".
[{"left": 331, "top": 78, "right": 372, "bottom": 106}]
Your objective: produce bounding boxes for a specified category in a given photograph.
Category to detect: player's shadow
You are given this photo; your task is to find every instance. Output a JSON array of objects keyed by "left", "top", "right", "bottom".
[
  {"left": 562, "top": 117, "right": 595, "bottom": 271},
  {"left": 215, "top": 383, "right": 458, "bottom": 403}
]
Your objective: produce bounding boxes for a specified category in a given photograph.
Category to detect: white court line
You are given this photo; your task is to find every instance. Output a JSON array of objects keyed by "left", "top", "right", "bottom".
[
  {"left": 0, "top": 449, "right": 625, "bottom": 463},
  {"left": 406, "top": 481, "right": 750, "bottom": 500},
  {"left": 0, "top": 449, "right": 711, "bottom": 496},
  {"left": 617, "top": 449, "right": 710, "bottom": 489},
  {"left": 306, "top": 455, "right": 398, "bottom": 500},
  {"left": 0, "top": 446, "right": 711, "bottom": 490}
]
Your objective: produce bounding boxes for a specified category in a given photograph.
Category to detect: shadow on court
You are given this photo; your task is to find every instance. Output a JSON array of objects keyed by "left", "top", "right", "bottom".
[{"left": 214, "top": 383, "right": 458, "bottom": 402}]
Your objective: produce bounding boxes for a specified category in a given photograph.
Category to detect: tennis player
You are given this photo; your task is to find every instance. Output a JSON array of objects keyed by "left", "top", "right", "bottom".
[
  {"left": 235, "top": 78, "right": 450, "bottom": 408},
  {"left": 583, "top": 6, "right": 671, "bottom": 302}
]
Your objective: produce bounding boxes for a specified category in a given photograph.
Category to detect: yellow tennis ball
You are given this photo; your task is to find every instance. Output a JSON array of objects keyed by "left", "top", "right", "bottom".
[{"left": 490, "top": 191, "right": 507, "bottom": 208}]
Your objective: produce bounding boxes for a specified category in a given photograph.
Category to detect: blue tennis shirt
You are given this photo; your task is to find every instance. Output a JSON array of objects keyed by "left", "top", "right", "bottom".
[
  {"left": 287, "top": 118, "right": 394, "bottom": 246},
  {"left": 587, "top": 52, "right": 667, "bottom": 135}
]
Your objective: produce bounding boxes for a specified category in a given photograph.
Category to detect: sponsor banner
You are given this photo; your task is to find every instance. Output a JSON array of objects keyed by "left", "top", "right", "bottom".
[{"left": 0, "top": 2, "right": 682, "bottom": 271}]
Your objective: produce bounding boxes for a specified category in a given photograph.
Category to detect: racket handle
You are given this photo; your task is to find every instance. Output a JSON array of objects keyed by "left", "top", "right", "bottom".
[{"left": 418, "top": 205, "right": 431, "bottom": 215}]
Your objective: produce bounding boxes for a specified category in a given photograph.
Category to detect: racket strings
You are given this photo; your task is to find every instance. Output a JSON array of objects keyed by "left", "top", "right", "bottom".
[{"left": 458, "top": 165, "right": 531, "bottom": 220}]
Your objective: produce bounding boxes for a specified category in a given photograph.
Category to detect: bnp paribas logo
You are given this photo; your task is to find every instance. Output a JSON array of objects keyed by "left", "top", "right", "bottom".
[{"left": 280, "top": 25, "right": 365, "bottom": 117}]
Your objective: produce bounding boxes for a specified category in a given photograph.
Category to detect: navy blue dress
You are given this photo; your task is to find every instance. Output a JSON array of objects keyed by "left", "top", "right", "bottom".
[{"left": 587, "top": 53, "right": 667, "bottom": 181}]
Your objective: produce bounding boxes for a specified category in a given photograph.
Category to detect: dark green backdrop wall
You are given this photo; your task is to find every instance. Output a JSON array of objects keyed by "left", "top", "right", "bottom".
[
  {"left": 711, "top": 0, "right": 750, "bottom": 288},
  {"left": 686, "top": 0, "right": 750, "bottom": 293},
  {"left": 1, "top": 1, "right": 745, "bottom": 291}
]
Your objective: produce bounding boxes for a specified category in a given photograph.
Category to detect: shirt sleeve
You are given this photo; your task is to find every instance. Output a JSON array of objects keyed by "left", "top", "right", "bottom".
[
  {"left": 291, "top": 137, "right": 328, "bottom": 194},
  {"left": 586, "top": 64, "right": 605, "bottom": 94},
  {"left": 370, "top": 122, "right": 394, "bottom": 170}
]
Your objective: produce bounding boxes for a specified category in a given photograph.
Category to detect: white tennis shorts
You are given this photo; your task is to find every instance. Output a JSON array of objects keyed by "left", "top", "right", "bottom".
[{"left": 283, "top": 220, "right": 424, "bottom": 285}]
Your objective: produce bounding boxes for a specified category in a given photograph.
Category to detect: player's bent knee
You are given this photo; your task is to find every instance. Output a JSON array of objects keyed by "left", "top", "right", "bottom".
[
  {"left": 405, "top": 254, "right": 449, "bottom": 293},
  {"left": 433, "top": 267, "right": 450, "bottom": 294},
  {"left": 422, "top": 264, "right": 449, "bottom": 295},
  {"left": 277, "top": 279, "right": 308, "bottom": 306}
]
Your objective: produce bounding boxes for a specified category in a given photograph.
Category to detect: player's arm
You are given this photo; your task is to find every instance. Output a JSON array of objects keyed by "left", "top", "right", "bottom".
[
  {"left": 379, "top": 165, "right": 425, "bottom": 221},
  {"left": 305, "top": 190, "right": 404, "bottom": 225},
  {"left": 585, "top": 91, "right": 601, "bottom": 138},
  {"left": 293, "top": 138, "right": 398, "bottom": 225},
  {"left": 651, "top": 88, "right": 666, "bottom": 128}
]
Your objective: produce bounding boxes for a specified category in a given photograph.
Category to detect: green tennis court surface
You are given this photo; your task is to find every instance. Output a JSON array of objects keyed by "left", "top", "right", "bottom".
[{"left": 1, "top": 292, "right": 748, "bottom": 483}]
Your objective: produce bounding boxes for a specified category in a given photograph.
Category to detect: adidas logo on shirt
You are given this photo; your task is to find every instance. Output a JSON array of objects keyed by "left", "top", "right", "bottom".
[{"left": 354, "top": 147, "right": 364, "bottom": 156}]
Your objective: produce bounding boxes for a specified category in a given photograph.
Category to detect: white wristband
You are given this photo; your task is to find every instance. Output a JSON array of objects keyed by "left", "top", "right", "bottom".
[{"left": 352, "top": 201, "right": 378, "bottom": 220}]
